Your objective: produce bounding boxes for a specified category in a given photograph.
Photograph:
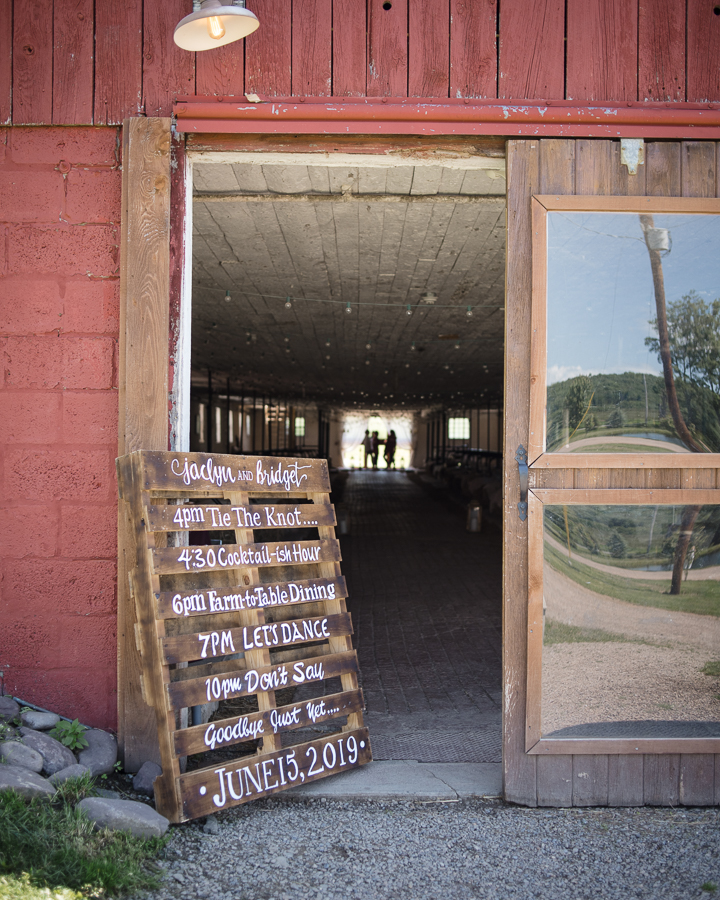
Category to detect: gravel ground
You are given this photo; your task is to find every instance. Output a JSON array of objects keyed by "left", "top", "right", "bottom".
[
  {"left": 543, "top": 643, "right": 720, "bottom": 733},
  {"left": 130, "top": 798, "right": 720, "bottom": 900}
]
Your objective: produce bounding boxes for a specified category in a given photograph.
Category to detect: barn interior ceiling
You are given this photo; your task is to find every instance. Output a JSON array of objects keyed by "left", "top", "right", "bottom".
[{"left": 190, "top": 153, "right": 507, "bottom": 410}]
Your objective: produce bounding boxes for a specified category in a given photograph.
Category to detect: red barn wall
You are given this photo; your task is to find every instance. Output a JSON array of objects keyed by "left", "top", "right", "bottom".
[
  {"left": 2, "top": 0, "right": 720, "bottom": 125},
  {"left": 0, "top": 127, "right": 121, "bottom": 729},
  {"left": 1, "top": 0, "right": 719, "bottom": 730}
]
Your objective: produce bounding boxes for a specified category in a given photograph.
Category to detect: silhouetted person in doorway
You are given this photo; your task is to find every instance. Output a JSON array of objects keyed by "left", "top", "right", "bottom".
[
  {"left": 362, "top": 430, "right": 372, "bottom": 468},
  {"left": 370, "top": 431, "right": 381, "bottom": 469},
  {"left": 384, "top": 430, "right": 397, "bottom": 469}
]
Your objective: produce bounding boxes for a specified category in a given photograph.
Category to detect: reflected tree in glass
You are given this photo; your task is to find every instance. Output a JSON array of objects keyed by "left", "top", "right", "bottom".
[
  {"left": 545, "top": 212, "right": 720, "bottom": 453},
  {"left": 541, "top": 505, "right": 720, "bottom": 739}
]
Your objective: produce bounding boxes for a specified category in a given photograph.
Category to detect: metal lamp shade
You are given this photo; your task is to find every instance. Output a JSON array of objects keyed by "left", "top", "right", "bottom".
[{"left": 174, "top": 1, "right": 259, "bottom": 51}]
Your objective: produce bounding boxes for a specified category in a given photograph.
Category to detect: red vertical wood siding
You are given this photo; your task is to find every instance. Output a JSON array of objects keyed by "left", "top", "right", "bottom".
[
  {"left": 245, "top": 0, "right": 292, "bottom": 96},
  {"left": 292, "top": 0, "right": 333, "bottom": 96},
  {"left": 687, "top": 0, "right": 720, "bottom": 102},
  {"left": 13, "top": 0, "right": 54, "bottom": 124},
  {"left": 408, "top": 0, "right": 449, "bottom": 98},
  {"left": 367, "top": 0, "right": 408, "bottom": 97},
  {"left": 449, "top": 0, "right": 497, "bottom": 100},
  {"left": 4, "top": 0, "right": 720, "bottom": 123},
  {"left": 333, "top": 0, "right": 367, "bottom": 96},
  {"left": 498, "top": 0, "right": 564, "bottom": 100},
  {"left": 53, "top": 0, "right": 95, "bottom": 124},
  {"left": 638, "top": 0, "right": 685, "bottom": 101},
  {"left": 143, "top": 0, "right": 195, "bottom": 117},
  {"left": 94, "top": 0, "right": 143, "bottom": 125},
  {"left": 196, "top": 44, "right": 245, "bottom": 98},
  {"left": 0, "top": 0, "right": 11, "bottom": 125},
  {"left": 566, "top": 0, "right": 638, "bottom": 102}
]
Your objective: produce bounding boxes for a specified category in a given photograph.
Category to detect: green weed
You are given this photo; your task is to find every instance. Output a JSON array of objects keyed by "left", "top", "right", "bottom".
[
  {"left": 701, "top": 883, "right": 717, "bottom": 893},
  {"left": 49, "top": 720, "right": 89, "bottom": 752},
  {"left": 701, "top": 661, "right": 720, "bottom": 678}
]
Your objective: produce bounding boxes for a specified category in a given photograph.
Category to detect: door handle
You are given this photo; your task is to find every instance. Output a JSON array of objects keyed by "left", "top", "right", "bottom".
[{"left": 515, "top": 444, "right": 528, "bottom": 521}]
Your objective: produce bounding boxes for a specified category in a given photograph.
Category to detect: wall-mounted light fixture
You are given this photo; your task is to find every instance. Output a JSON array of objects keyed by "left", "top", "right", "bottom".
[{"left": 174, "top": 0, "right": 259, "bottom": 51}]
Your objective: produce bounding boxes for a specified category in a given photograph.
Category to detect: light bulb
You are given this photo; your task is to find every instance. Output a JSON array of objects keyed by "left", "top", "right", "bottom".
[
  {"left": 346, "top": 302, "right": 352, "bottom": 314},
  {"left": 285, "top": 297, "right": 292, "bottom": 308},
  {"left": 207, "top": 15, "right": 226, "bottom": 39},
  {"left": 466, "top": 306, "right": 473, "bottom": 317},
  {"left": 406, "top": 305, "right": 413, "bottom": 316}
]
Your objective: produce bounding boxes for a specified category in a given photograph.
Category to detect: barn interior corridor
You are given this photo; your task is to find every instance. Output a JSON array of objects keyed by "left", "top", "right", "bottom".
[
  {"left": 187, "top": 148, "right": 507, "bottom": 767},
  {"left": 339, "top": 470, "right": 502, "bottom": 763}
]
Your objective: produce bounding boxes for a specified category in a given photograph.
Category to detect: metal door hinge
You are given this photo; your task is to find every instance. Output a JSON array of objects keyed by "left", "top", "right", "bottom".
[{"left": 515, "top": 444, "right": 528, "bottom": 521}]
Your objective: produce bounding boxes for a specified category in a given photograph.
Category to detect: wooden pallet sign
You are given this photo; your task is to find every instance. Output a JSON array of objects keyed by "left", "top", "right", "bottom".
[{"left": 116, "top": 450, "right": 371, "bottom": 823}]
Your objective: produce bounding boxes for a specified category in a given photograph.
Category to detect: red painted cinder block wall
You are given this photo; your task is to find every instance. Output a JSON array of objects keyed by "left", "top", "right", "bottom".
[{"left": 0, "top": 127, "right": 121, "bottom": 730}]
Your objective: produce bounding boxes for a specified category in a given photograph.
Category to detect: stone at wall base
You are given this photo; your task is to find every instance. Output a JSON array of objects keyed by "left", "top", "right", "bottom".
[
  {"left": 0, "top": 764, "right": 56, "bottom": 799},
  {"left": 20, "top": 711, "right": 61, "bottom": 731},
  {"left": 78, "top": 729, "right": 118, "bottom": 776},
  {"left": 0, "top": 697, "right": 20, "bottom": 725},
  {"left": 77, "top": 797, "right": 169, "bottom": 838},
  {"left": 133, "top": 761, "right": 162, "bottom": 796},
  {"left": 49, "top": 763, "right": 92, "bottom": 786},
  {"left": 19, "top": 728, "right": 77, "bottom": 775},
  {"left": 0, "top": 741, "right": 44, "bottom": 773}
]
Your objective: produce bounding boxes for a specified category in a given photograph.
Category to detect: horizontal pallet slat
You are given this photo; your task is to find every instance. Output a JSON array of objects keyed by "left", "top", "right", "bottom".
[
  {"left": 155, "top": 575, "right": 348, "bottom": 619},
  {"left": 161, "top": 612, "right": 353, "bottom": 664},
  {"left": 179, "top": 727, "right": 371, "bottom": 818},
  {"left": 167, "top": 649, "right": 360, "bottom": 709},
  {"left": 145, "top": 502, "right": 336, "bottom": 532},
  {"left": 152, "top": 538, "right": 341, "bottom": 575},
  {"left": 173, "top": 689, "right": 364, "bottom": 757},
  {"left": 135, "top": 451, "right": 331, "bottom": 493}
]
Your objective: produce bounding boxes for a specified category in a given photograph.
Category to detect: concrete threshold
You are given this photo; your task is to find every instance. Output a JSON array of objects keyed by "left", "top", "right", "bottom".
[{"left": 283, "top": 761, "right": 502, "bottom": 802}]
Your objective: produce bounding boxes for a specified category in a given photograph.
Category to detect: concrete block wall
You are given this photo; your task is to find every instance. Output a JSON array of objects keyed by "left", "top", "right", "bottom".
[{"left": 0, "top": 127, "right": 121, "bottom": 730}]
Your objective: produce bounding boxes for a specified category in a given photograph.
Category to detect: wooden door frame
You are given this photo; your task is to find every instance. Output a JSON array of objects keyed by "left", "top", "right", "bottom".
[
  {"left": 118, "top": 117, "right": 174, "bottom": 769},
  {"left": 119, "top": 122, "right": 719, "bottom": 804}
]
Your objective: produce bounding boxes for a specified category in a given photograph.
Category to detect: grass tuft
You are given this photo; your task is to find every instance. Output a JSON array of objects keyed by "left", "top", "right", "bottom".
[
  {"left": 0, "top": 786, "right": 167, "bottom": 897},
  {"left": 701, "top": 661, "right": 720, "bottom": 678},
  {"left": 701, "top": 883, "right": 718, "bottom": 893},
  {"left": 544, "top": 619, "right": 645, "bottom": 646}
]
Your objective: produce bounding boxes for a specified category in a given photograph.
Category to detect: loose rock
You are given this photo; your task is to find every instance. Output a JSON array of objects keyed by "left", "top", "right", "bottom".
[
  {"left": 0, "top": 697, "right": 20, "bottom": 724},
  {"left": 202, "top": 814, "right": 220, "bottom": 835},
  {"left": 19, "top": 727, "right": 76, "bottom": 775},
  {"left": 133, "top": 761, "right": 162, "bottom": 796},
  {"left": 77, "top": 797, "right": 169, "bottom": 839},
  {"left": 0, "top": 764, "right": 56, "bottom": 799},
  {"left": 20, "top": 710, "right": 60, "bottom": 731},
  {"left": 78, "top": 729, "right": 118, "bottom": 776},
  {"left": 0, "top": 740, "right": 44, "bottom": 773},
  {"left": 49, "top": 763, "right": 92, "bottom": 786}
]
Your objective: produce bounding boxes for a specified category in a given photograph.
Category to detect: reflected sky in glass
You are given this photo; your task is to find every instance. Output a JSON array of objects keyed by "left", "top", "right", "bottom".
[{"left": 546, "top": 212, "right": 720, "bottom": 386}]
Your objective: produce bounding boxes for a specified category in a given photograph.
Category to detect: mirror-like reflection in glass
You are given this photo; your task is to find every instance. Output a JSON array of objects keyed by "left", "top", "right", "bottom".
[
  {"left": 541, "top": 505, "right": 720, "bottom": 738},
  {"left": 546, "top": 212, "right": 720, "bottom": 453}
]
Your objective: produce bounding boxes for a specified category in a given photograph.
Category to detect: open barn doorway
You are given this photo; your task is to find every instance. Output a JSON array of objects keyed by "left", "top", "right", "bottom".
[{"left": 184, "top": 148, "right": 507, "bottom": 772}]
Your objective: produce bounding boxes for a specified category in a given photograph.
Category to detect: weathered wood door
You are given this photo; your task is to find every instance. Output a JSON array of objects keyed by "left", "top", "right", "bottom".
[{"left": 503, "top": 139, "right": 720, "bottom": 807}]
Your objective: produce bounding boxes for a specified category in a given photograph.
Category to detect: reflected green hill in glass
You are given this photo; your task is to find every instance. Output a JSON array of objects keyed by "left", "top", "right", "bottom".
[
  {"left": 547, "top": 371, "right": 720, "bottom": 453},
  {"left": 545, "top": 542, "right": 720, "bottom": 617}
]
